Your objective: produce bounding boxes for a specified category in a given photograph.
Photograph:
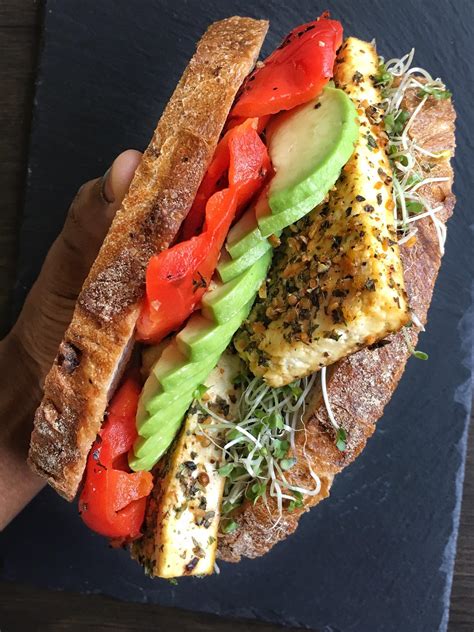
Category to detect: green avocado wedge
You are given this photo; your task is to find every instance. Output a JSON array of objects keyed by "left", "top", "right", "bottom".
[
  {"left": 176, "top": 303, "right": 251, "bottom": 362},
  {"left": 136, "top": 393, "right": 195, "bottom": 439},
  {"left": 152, "top": 341, "right": 216, "bottom": 392},
  {"left": 202, "top": 249, "right": 272, "bottom": 324},
  {"left": 217, "top": 239, "right": 274, "bottom": 283},
  {"left": 129, "top": 420, "right": 182, "bottom": 471},
  {"left": 258, "top": 87, "right": 358, "bottom": 236},
  {"left": 136, "top": 373, "right": 161, "bottom": 422},
  {"left": 225, "top": 206, "right": 264, "bottom": 259},
  {"left": 143, "top": 365, "right": 210, "bottom": 417}
]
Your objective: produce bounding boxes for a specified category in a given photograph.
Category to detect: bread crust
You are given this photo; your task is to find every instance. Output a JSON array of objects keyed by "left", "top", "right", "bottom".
[
  {"left": 218, "top": 81, "right": 456, "bottom": 560},
  {"left": 28, "top": 17, "right": 269, "bottom": 501}
]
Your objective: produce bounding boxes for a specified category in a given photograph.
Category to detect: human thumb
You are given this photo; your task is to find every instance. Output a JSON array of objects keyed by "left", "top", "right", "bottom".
[
  {"left": 13, "top": 149, "right": 142, "bottom": 376},
  {"left": 54, "top": 149, "right": 143, "bottom": 294}
]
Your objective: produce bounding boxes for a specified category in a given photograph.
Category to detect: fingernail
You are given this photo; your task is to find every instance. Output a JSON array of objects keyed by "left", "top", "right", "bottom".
[{"left": 99, "top": 167, "right": 114, "bottom": 204}]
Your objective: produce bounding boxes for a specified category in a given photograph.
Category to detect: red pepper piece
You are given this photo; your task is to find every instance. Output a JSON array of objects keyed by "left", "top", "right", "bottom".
[
  {"left": 79, "top": 378, "right": 153, "bottom": 540},
  {"left": 231, "top": 17, "right": 343, "bottom": 118},
  {"left": 136, "top": 119, "right": 270, "bottom": 343}
]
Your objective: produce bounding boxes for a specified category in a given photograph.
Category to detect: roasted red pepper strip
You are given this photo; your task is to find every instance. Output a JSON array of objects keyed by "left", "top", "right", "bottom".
[
  {"left": 180, "top": 117, "right": 270, "bottom": 240},
  {"left": 231, "top": 16, "right": 343, "bottom": 118},
  {"left": 179, "top": 128, "right": 233, "bottom": 241},
  {"left": 224, "top": 114, "right": 270, "bottom": 135},
  {"left": 138, "top": 188, "right": 237, "bottom": 343},
  {"left": 79, "top": 378, "right": 153, "bottom": 540},
  {"left": 136, "top": 119, "right": 270, "bottom": 343}
]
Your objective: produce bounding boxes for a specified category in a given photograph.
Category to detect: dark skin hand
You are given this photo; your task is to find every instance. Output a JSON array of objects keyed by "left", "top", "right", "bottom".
[{"left": 0, "top": 150, "right": 142, "bottom": 530}]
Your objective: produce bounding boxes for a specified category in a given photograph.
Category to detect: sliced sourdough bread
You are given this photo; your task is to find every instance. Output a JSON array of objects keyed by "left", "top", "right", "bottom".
[{"left": 28, "top": 17, "right": 269, "bottom": 501}]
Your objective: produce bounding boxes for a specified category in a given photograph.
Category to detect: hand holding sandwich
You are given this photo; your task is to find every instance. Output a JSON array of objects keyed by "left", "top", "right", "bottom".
[{"left": 0, "top": 149, "right": 141, "bottom": 529}]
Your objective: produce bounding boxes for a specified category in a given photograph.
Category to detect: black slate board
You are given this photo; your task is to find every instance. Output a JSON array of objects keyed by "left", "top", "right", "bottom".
[{"left": 2, "top": 1, "right": 473, "bottom": 630}]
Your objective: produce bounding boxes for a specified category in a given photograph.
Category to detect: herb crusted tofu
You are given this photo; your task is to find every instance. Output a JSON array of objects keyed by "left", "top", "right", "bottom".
[{"left": 235, "top": 38, "right": 410, "bottom": 387}]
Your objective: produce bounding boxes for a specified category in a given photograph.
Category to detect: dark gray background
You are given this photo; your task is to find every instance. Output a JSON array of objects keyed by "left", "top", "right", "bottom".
[{"left": 1, "top": 1, "right": 473, "bottom": 631}]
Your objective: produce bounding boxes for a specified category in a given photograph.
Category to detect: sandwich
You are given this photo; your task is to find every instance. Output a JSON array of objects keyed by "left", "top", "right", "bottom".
[{"left": 28, "top": 14, "right": 456, "bottom": 579}]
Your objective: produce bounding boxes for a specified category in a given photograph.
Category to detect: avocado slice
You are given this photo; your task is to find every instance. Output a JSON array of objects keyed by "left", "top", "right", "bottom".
[
  {"left": 138, "top": 352, "right": 221, "bottom": 441},
  {"left": 202, "top": 249, "right": 271, "bottom": 324},
  {"left": 217, "top": 239, "right": 273, "bottom": 283},
  {"left": 258, "top": 87, "right": 358, "bottom": 236},
  {"left": 153, "top": 341, "right": 216, "bottom": 392},
  {"left": 256, "top": 195, "right": 316, "bottom": 237},
  {"left": 226, "top": 206, "right": 264, "bottom": 259},
  {"left": 137, "top": 393, "right": 194, "bottom": 439},
  {"left": 137, "top": 373, "right": 163, "bottom": 422},
  {"left": 130, "top": 420, "right": 181, "bottom": 471},
  {"left": 143, "top": 376, "right": 196, "bottom": 416},
  {"left": 177, "top": 301, "right": 252, "bottom": 361},
  {"left": 140, "top": 350, "right": 217, "bottom": 417}
]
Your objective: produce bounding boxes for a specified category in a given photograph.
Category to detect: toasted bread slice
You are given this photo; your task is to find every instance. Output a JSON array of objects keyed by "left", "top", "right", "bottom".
[
  {"left": 218, "top": 38, "right": 456, "bottom": 562},
  {"left": 28, "top": 17, "right": 269, "bottom": 501}
]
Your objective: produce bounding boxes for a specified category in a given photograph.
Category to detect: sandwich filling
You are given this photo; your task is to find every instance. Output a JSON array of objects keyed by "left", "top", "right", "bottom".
[{"left": 77, "top": 16, "right": 452, "bottom": 579}]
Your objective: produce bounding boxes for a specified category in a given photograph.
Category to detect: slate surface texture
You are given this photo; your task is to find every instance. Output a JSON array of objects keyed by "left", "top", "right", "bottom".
[{"left": 1, "top": 1, "right": 473, "bottom": 631}]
